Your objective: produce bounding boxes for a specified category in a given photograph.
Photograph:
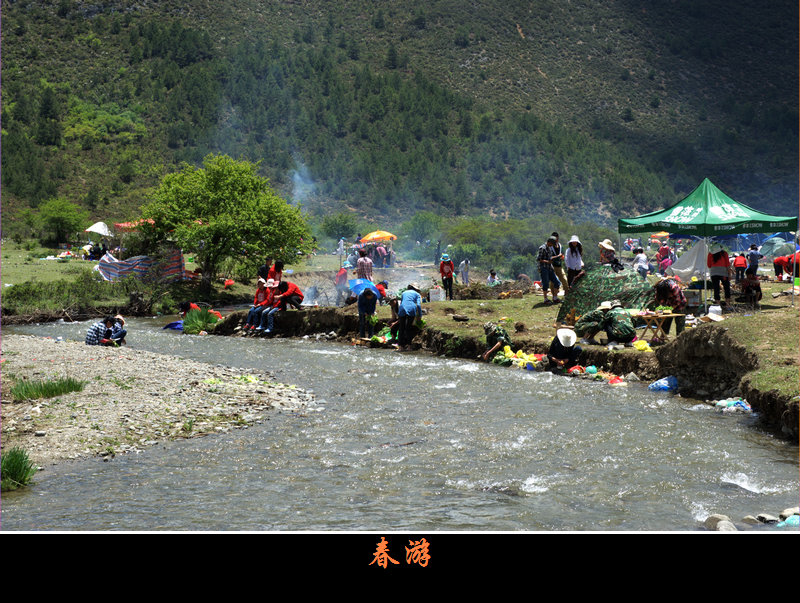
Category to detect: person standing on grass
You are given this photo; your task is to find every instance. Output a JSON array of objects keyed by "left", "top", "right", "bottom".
[
  {"left": 746, "top": 244, "right": 763, "bottom": 273},
  {"left": 550, "top": 232, "right": 569, "bottom": 294},
  {"left": 439, "top": 253, "right": 455, "bottom": 300},
  {"left": 733, "top": 253, "right": 748, "bottom": 284},
  {"left": 458, "top": 259, "right": 470, "bottom": 285},
  {"left": 707, "top": 244, "right": 732, "bottom": 305},
  {"left": 565, "top": 235, "right": 585, "bottom": 287},
  {"left": 537, "top": 236, "right": 561, "bottom": 305}
]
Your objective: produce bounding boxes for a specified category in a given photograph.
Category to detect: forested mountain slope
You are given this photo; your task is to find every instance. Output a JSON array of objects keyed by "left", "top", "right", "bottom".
[{"left": 2, "top": 0, "right": 797, "bottom": 234}]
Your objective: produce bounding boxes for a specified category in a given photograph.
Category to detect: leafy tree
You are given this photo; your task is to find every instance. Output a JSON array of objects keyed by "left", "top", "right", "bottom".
[
  {"left": 141, "top": 154, "right": 313, "bottom": 291},
  {"left": 320, "top": 211, "right": 358, "bottom": 240},
  {"left": 37, "top": 198, "right": 90, "bottom": 244}
]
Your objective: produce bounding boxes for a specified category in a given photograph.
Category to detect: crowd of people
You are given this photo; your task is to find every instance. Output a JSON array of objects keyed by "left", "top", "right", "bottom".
[
  {"left": 86, "top": 231, "right": 791, "bottom": 370},
  {"left": 243, "top": 258, "right": 305, "bottom": 335}
]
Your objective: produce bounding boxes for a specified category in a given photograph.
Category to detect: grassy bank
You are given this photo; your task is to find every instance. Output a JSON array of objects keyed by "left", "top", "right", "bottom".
[{"left": 363, "top": 278, "right": 799, "bottom": 401}]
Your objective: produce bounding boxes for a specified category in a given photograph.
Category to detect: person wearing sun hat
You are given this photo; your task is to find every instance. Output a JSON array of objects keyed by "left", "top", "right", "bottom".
[
  {"left": 439, "top": 253, "right": 455, "bottom": 300},
  {"left": 547, "top": 328, "right": 582, "bottom": 370},
  {"left": 565, "top": 235, "right": 585, "bottom": 287},
  {"left": 598, "top": 239, "right": 616, "bottom": 265}
]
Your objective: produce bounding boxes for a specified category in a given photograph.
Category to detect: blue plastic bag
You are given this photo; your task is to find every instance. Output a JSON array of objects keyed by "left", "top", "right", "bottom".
[{"left": 648, "top": 376, "right": 678, "bottom": 392}]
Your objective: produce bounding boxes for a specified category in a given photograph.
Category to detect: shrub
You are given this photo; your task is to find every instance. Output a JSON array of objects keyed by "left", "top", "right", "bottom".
[
  {"left": 182, "top": 308, "right": 219, "bottom": 334},
  {"left": 1, "top": 447, "right": 37, "bottom": 491}
]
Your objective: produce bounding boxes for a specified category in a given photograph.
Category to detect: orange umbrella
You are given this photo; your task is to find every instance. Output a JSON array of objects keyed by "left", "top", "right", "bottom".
[{"left": 360, "top": 230, "right": 397, "bottom": 243}]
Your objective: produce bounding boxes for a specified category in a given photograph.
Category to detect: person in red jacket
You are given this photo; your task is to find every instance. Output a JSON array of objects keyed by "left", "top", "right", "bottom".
[
  {"left": 260, "top": 280, "right": 304, "bottom": 335},
  {"left": 732, "top": 253, "right": 748, "bottom": 283},
  {"left": 267, "top": 260, "right": 284, "bottom": 284},
  {"left": 334, "top": 265, "right": 350, "bottom": 306},
  {"left": 245, "top": 278, "right": 275, "bottom": 333},
  {"left": 772, "top": 255, "right": 798, "bottom": 281},
  {"left": 707, "top": 244, "right": 731, "bottom": 305},
  {"left": 439, "top": 253, "right": 455, "bottom": 300}
]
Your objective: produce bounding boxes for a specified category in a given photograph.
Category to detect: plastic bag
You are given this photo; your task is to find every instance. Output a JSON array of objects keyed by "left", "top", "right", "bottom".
[{"left": 648, "top": 376, "right": 678, "bottom": 392}]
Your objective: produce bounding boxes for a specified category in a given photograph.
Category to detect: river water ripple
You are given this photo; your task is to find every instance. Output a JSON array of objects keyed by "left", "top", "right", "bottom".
[{"left": 2, "top": 317, "right": 797, "bottom": 531}]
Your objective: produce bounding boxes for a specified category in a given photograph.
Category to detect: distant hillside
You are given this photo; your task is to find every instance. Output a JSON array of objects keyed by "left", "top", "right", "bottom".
[{"left": 2, "top": 0, "right": 797, "bottom": 236}]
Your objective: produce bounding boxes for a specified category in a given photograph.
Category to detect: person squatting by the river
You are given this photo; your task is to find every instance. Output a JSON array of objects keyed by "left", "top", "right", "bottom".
[
  {"left": 481, "top": 321, "right": 512, "bottom": 362},
  {"left": 358, "top": 288, "right": 378, "bottom": 338},
  {"left": 396, "top": 283, "right": 422, "bottom": 352},
  {"left": 86, "top": 315, "right": 126, "bottom": 346},
  {"left": 548, "top": 328, "right": 582, "bottom": 370}
]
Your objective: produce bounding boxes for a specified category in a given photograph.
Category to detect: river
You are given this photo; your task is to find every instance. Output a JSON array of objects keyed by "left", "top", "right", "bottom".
[{"left": 1, "top": 317, "right": 797, "bottom": 531}]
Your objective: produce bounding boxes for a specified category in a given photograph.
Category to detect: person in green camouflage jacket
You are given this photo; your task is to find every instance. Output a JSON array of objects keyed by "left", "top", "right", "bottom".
[
  {"left": 574, "top": 301, "right": 612, "bottom": 344},
  {"left": 482, "top": 322, "right": 512, "bottom": 362},
  {"left": 602, "top": 300, "right": 636, "bottom": 344}
]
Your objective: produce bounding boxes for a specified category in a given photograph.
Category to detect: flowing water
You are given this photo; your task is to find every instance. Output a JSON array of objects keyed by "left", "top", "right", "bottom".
[{"left": 2, "top": 317, "right": 797, "bottom": 531}]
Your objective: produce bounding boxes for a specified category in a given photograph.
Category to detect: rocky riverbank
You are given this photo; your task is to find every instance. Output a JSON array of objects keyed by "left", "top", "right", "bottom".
[{"left": 1, "top": 334, "right": 316, "bottom": 467}]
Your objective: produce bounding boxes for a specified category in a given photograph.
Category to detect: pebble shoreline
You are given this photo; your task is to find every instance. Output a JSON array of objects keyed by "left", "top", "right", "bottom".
[{"left": 1, "top": 334, "right": 316, "bottom": 467}]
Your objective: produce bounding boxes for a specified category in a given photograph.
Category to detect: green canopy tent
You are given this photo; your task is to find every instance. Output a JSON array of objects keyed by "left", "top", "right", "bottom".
[{"left": 618, "top": 178, "right": 798, "bottom": 310}]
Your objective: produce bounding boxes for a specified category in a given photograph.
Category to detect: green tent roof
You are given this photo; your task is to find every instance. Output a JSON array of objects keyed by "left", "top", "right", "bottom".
[{"left": 618, "top": 178, "right": 797, "bottom": 237}]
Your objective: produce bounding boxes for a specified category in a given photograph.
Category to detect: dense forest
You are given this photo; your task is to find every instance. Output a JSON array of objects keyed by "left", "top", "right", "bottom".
[{"left": 1, "top": 0, "right": 797, "bottom": 273}]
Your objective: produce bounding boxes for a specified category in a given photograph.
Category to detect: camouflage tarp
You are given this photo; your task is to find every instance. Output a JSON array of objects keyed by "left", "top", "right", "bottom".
[{"left": 557, "top": 265, "right": 655, "bottom": 324}]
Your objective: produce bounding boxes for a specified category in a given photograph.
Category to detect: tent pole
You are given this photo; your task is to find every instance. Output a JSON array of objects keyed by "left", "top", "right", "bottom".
[
  {"left": 789, "top": 233, "right": 797, "bottom": 308},
  {"left": 703, "top": 237, "right": 708, "bottom": 315}
]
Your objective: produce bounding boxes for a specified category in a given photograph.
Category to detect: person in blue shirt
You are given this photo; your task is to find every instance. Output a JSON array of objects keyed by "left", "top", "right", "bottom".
[
  {"left": 358, "top": 288, "right": 378, "bottom": 338},
  {"left": 397, "top": 283, "right": 422, "bottom": 351},
  {"left": 746, "top": 244, "right": 763, "bottom": 272}
]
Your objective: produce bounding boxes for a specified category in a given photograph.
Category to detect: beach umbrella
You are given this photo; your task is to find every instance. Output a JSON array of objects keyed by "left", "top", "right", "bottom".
[
  {"left": 85, "top": 221, "right": 113, "bottom": 237},
  {"left": 360, "top": 230, "right": 397, "bottom": 243},
  {"left": 348, "top": 279, "right": 382, "bottom": 298}
]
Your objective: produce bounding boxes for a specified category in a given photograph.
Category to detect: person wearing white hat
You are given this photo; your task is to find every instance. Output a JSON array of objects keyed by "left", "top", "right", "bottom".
[
  {"left": 565, "top": 235, "right": 585, "bottom": 287},
  {"left": 547, "top": 328, "right": 582, "bottom": 370}
]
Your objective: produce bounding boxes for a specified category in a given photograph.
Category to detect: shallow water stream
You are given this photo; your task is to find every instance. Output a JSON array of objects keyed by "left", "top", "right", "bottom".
[{"left": 2, "top": 317, "right": 797, "bottom": 531}]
